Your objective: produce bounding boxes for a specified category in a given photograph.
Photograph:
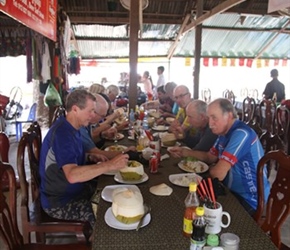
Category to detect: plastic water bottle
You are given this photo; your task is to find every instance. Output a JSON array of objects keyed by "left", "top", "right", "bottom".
[
  {"left": 129, "top": 108, "right": 135, "bottom": 125},
  {"left": 142, "top": 114, "right": 149, "bottom": 130}
]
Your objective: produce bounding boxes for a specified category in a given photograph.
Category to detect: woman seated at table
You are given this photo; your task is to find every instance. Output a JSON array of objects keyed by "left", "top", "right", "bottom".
[{"left": 169, "top": 98, "right": 270, "bottom": 216}]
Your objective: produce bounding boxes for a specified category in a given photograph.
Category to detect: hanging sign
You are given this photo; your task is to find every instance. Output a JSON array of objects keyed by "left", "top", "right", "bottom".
[
  {"left": 268, "top": 0, "right": 290, "bottom": 13},
  {"left": 0, "top": 0, "right": 57, "bottom": 41}
]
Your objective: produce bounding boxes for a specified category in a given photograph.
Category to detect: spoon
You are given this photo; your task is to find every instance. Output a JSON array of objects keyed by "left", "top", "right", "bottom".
[{"left": 136, "top": 204, "right": 151, "bottom": 231}]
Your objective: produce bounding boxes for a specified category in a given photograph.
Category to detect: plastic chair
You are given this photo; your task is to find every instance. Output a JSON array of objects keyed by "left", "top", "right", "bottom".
[
  {"left": 254, "top": 150, "right": 290, "bottom": 249},
  {"left": 15, "top": 103, "right": 37, "bottom": 141},
  {"left": 0, "top": 161, "right": 90, "bottom": 250},
  {"left": 16, "top": 130, "right": 91, "bottom": 244}
]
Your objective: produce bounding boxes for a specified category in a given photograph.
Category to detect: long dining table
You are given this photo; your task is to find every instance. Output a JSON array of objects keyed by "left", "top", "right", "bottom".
[{"left": 91, "top": 134, "right": 277, "bottom": 250}]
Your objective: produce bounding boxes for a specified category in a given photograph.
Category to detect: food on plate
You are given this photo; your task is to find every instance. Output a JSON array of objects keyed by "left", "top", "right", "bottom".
[
  {"left": 149, "top": 110, "right": 161, "bottom": 119},
  {"left": 172, "top": 175, "right": 201, "bottom": 186},
  {"left": 119, "top": 160, "right": 144, "bottom": 181},
  {"left": 166, "top": 117, "right": 175, "bottom": 125},
  {"left": 182, "top": 161, "right": 206, "bottom": 173},
  {"left": 150, "top": 183, "right": 173, "bottom": 196},
  {"left": 112, "top": 188, "right": 144, "bottom": 224},
  {"left": 161, "top": 133, "right": 177, "bottom": 146},
  {"left": 106, "top": 145, "right": 126, "bottom": 151},
  {"left": 147, "top": 117, "right": 155, "bottom": 127}
]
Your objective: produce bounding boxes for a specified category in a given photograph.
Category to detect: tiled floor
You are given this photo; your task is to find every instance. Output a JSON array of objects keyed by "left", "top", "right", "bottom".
[{"left": 6, "top": 133, "right": 290, "bottom": 247}]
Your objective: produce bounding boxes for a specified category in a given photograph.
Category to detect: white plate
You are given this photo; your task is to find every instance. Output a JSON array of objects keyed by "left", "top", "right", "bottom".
[
  {"left": 103, "top": 170, "right": 119, "bottom": 176},
  {"left": 169, "top": 173, "right": 203, "bottom": 187},
  {"left": 152, "top": 126, "right": 169, "bottom": 131},
  {"left": 104, "top": 145, "right": 128, "bottom": 152},
  {"left": 104, "top": 133, "right": 125, "bottom": 141},
  {"left": 101, "top": 184, "right": 140, "bottom": 202},
  {"left": 114, "top": 172, "right": 149, "bottom": 184},
  {"left": 162, "top": 142, "right": 181, "bottom": 148},
  {"left": 178, "top": 160, "right": 209, "bottom": 174},
  {"left": 105, "top": 207, "right": 151, "bottom": 230}
]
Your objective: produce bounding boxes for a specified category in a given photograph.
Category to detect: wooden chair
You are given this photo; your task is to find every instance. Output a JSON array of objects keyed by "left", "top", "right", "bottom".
[
  {"left": 246, "top": 120, "right": 263, "bottom": 138},
  {"left": 276, "top": 105, "right": 290, "bottom": 155},
  {"left": 16, "top": 131, "right": 91, "bottom": 244},
  {"left": 254, "top": 150, "right": 290, "bottom": 249},
  {"left": 242, "top": 97, "right": 256, "bottom": 123},
  {"left": 224, "top": 90, "right": 235, "bottom": 104},
  {"left": 259, "top": 131, "right": 285, "bottom": 178},
  {"left": 50, "top": 105, "right": 66, "bottom": 127},
  {"left": 0, "top": 131, "right": 21, "bottom": 192},
  {"left": 0, "top": 161, "right": 90, "bottom": 250},
  {"left": 259, "top": 99, "right": 277, "bottom": 133},
  {"left": 201, "top": 88, "right": 211, "bottom": 103},
  {"left": 240, "top": 88, "right": 248, "bottom": 99}
]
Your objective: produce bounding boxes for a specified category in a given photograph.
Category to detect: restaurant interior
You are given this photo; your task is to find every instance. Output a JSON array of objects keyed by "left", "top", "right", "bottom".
[{"left": 0, "top": 0, "right": 290, "bottom": 250}]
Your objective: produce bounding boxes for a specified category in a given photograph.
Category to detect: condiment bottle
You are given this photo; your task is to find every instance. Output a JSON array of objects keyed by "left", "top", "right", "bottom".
[
  {"left": 183, "top": 182, "right": 200, "bottom": 237},
  {"left": 190, "top": 206, "right": 206, "bottom": 250}
]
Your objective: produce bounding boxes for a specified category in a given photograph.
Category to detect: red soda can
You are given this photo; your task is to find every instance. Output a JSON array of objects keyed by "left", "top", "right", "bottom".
[
  {"left": 149, "top": 155, "right": 158, "bottom": 173},
  {"left": 153, "top": 150, "right": 161, "bottom": 165}
]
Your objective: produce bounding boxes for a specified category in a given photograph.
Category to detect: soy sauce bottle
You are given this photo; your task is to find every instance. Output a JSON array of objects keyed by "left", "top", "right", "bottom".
[{"left": 190, "top": 207, "right": 206, "bottom": 250}]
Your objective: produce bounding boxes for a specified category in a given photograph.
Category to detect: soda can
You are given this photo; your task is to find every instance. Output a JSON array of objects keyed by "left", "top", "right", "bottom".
[
  {"left": 149, "top": 155, "right": 158, "bottom": 173},
  {"left": 153, "top": 150, "right": 161, "bottom": 165}
]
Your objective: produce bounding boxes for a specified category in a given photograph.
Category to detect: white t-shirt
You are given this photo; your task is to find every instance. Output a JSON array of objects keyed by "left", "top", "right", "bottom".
[{"left": 156, "top": 74, "right": 165, "bottom": 88}]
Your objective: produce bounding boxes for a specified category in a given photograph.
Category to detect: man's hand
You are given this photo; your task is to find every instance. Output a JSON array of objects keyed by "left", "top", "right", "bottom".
[
  {"left": 102, "top": 127, "right": 118, "bottom": 139},
  {"left": 108, "top": 153, "right": 129, "bottom": 171},
  {"left": 89, "top": 153, "right": 108, "bottom": 162}
]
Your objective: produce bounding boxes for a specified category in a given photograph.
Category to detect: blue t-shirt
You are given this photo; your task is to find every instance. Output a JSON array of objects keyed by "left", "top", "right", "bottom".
[
  {"left": 80, "top": 125, "right": 96, "bottom": 152},
  {"left": 210, "top": 120, "right": 270, "bottom": 210},
  {"left": 39, "top": 117, "right": 86, "bottom": 209}
]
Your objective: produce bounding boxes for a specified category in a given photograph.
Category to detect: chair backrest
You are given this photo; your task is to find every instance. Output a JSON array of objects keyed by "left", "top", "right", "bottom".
[
  {"left": 201, "top": 88, "right": 211, "bottom": 103},
  {"left": 50, "top": 105, "right": 66, "bottom": 127},
  {"left": 224, "top": 90, "right": 235, "bottom": 104},
  {"left": 0, "top": 162, "right": 23, "bottom": 249},
  {"left": 276, "top": 105, "right": 290, "bottom": 154},
  {"left": 259, "top": 99, "right": 277, "bottom": 133},
  {"left": 254, "top": 150, "right": 290, "bottom": 249},
  {"left": 0, "top": 131, "right": 9, "bottom": 162},
  {"left": 246, "top": 120, "right": 263, "bottom": 138},
  {"left": 240, "top": 88, "right": 248, "bottom": 99},
  {"left": 27, "top": 121, "right": 42, "bottom": 155},
  {"left": 242, "top": 97, "right": 256, "bottom": 123},
  {"left": 259, "top": 131, "right": 285, "bottom": 154},
  {"left": 17, "top": 130, "right": 41, "bottom": 207},
  {"left": 27, "top": 103, "right": 37, "bottom": 121}
]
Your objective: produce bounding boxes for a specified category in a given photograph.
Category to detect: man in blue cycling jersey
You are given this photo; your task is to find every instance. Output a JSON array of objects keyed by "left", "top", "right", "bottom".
[{"left": 169, "top": 98, "right": 270, "bottom": 215}]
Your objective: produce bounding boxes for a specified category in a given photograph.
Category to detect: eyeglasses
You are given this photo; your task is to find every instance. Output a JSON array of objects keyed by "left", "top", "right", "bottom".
[{"left": 174, "top": 92, "right": 189, "bottom": 100}]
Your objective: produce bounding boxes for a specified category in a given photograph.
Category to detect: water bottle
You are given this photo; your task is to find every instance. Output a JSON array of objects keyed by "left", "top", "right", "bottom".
[
  {"left": 142, "top": 114, "right": 149, "bottom": 130},
  {"left": 129, "top": 108, "right": 135, "bottom": 125},
  {"left": 190, "top": 207, "right": 206, "bottom": 250}
]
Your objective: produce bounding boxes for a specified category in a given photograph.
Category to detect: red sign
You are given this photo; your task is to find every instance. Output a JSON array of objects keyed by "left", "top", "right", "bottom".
[{"left": 0, "top": 0, "right": 57, "bottom": 41}]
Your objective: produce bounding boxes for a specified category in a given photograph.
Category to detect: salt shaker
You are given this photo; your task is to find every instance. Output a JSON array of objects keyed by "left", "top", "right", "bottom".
[{"left": 220, "top": 233, "right": 240, "bottom": 250}]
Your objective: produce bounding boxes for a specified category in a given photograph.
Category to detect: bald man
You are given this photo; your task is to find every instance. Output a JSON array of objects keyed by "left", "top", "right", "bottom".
[
  {"left": 169, "top": 100, "right": 217, "bottom": 153},
  {"left": 80, "top": 94, "right": 135, "bottom": 159}
]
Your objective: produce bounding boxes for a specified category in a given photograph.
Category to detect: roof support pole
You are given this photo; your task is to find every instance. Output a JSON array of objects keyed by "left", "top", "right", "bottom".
[
  {"left": 193, "top": 0, "right": 203, "bottom": 99},
  {"left": 128, "top": 0, "right": 140, "bottom": 111}
]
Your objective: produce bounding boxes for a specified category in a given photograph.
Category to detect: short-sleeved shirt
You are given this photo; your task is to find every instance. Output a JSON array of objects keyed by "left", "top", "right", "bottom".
[
  {"left": 185, "top": 124, "right": 217, "bottom": 152},
  {"left": 176, "top": 107, "right": 196, "bottom": 136},
  {"left": 263, "top": 78, "right": 285, "bottom": 102},
  {"left": 80, "top": 125, "right": 96, "bottom": 152},
  {"left": 210, "top": 120, "right": 270, "bottom": 210},
  {"left": 39, "top": 117, "right": 86, "bottom": 209},
  {"left": 156, "top": 74, "right": 165, "bottom": 88}
]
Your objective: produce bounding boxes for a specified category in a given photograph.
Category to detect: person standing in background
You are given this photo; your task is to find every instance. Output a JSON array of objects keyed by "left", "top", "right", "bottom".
[
  {"left": 262, "top": 69, "right": 285, "bottom": 102},
  {"left": 140, "top": 71, "right": 154, "bottom": 100},
  {"left": 156, "top": 66, "right": 165, "bottom": 88}
]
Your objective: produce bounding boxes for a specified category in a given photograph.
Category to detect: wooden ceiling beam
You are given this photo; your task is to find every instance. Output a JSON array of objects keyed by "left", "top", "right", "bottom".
[
  {"left": 167, "top": 14, "right": 191, "bottom": 59},
  {"left": 69, "top": 16, "right": 184, "bottom": 25},
  {"left": 254, "top": 19, "right": 290, "bottom": 59},
  {"left": 183, "top": 0, "right": 247, "bottom": 33}
]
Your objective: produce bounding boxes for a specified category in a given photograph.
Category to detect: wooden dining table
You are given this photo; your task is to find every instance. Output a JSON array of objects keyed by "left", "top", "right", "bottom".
[{"left": 91, "top": 134, "right": 277, "bottom": 250}]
